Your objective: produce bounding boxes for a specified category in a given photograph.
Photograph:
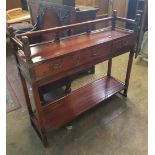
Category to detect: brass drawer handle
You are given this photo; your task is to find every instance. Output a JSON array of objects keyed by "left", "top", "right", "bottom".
[
  {"left": 92, "top": 51, "right": 98, "bottom": 56},
  {"left": 50, "top": 59, "right": 62, "bottom": 70},
  {"left": 123, "top": 39, "right": 128, "bottom": 46},
  {"left": 52, "top": 63, "right": 61, "bottom": 70},
  {"left": 75, "top": 61, "right": 82, "bottom": 66},
  {"left": 91, "top": 46, "right": 100, "bottom": 56},
  {"left": 73, "top": 54, "right": 81, "bottom": 66}
]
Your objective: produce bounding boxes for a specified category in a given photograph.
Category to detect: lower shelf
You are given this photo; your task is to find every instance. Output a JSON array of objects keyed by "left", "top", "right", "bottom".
[{"left": 40, "top": 76, "right": 125, "bottom": 131}]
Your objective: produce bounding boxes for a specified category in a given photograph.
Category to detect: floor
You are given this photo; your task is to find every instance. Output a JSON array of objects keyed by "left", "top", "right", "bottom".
[{"left": 6, "top": 39, "right": 148, "bottom": 155}]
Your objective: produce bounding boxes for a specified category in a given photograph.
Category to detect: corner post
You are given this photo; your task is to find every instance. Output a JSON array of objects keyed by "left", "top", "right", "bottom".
[
  {"left": 107, "top": 10, "right": 117, "bottom": 77},
  {"left": 21, "top": 36, "right": 32, "bottom": 62},
  {"left": 123, "top": 49, "right": 134, "bottom": 97},
  {"left": 32, "top": 84, "right": 48, "bottom": 147},
  {"left": 112, "top": 10, "right": 117, "bottom": 31},
  {"left": 134, "top": 14, "right": 141, "bottom": 38},
  {"left": 134, "top": 14, "right": 141, "bottom": 57}
]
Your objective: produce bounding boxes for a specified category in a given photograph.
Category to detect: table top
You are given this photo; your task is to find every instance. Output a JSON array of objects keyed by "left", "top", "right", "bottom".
[{"left": 18, "top": 28, "right": 134, "bottom": 64}]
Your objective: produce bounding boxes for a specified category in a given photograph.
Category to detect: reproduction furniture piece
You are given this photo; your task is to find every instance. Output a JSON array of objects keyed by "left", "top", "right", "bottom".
[
  {"left": 28, "top": 0, "right": 98, "bottom": 58},
  {"left": 10, "top": 10, "right": 140, "bottom": 147},
  {"left": 28, "top": 0, "right": 98, "bottom": 77}
]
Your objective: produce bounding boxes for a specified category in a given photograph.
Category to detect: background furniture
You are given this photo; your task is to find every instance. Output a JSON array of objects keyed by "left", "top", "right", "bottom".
[
  {"left": 6, "top": 8, "right": 30, "bottom": 24},
  {"left": 6, "top": 7, "right": 31, "bottom": 38},
  {"left": 28, "top": 0, "right": 99, "bottom": 28},
  {"left": 21, "top": 0, "right": 29, "bottom": 10},
  {"left": 10, "top": 10, "right": 139, "bottom": 146},
  {"left": 47, "top": 0, "right": 76, "bottom": 6},
  {"left": 76, "top": 0, "right": 109, "bottom": 18},
  {"left": 6, "top": 0, "right": 22, "bottom": 10},
  {"left": 126, "top": 0, "right": 148, "bottom": 57},
  {"left": 29, "top": 2, "right": 77, "bottom": 41}
]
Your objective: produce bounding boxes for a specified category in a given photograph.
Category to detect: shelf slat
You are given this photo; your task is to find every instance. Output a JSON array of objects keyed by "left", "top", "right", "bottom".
[{"left": 42, "top": 76, "right": 125, "bottom": 130}]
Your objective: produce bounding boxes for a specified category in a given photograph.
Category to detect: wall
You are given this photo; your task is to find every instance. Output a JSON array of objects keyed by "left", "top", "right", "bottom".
[
  {"left": 108, "top": 0, "right": 129, "bottom": 17},
  {"left": 6, "top": 0, "right": 22, "bottom": 10}
]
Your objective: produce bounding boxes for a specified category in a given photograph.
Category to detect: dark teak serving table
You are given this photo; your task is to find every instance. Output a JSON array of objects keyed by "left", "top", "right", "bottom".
[{"left": 9, "top": 10, "right": 140, "bottom": 146}]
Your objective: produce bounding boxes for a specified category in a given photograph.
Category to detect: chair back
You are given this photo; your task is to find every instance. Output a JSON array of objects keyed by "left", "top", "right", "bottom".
[{"left": 29, "top": 0, "right": 76, "bottom": 41}]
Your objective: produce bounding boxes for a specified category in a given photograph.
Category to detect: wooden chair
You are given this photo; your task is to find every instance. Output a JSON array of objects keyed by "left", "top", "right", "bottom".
[{"left": 34, "top": 1, "right": 76, "bottom": 41}]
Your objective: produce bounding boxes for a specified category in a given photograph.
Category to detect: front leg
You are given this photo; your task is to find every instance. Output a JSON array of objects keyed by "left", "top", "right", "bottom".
[
  {"left": 65, "top": 78, "right": 72, "bottom": 93},
  {"left": 123, "top": 50, "right": 134, "bottom": 97},
  {"left": 88, "top": 66, "right": 95, "bottom": 74}
]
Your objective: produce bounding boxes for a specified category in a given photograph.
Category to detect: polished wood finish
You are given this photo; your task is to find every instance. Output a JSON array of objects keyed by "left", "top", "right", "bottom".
[
  {"left": 41, "top": 76, "right": 125, "bottom": 130},
  {"left": 12, "top": 11, "right": 138, "bottom": 146},
  {"left": 17, "top": 29, "right": 135, "bottom": 85},
  {"left": 28, "top": 0, "right": 97, "bottom": 77}
]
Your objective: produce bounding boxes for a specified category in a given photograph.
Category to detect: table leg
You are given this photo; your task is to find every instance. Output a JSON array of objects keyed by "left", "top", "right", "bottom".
[
  {"left": 107, "top": 58, "right": 112, "bottom": 76},
  {"left": 20, "top": 73, "right": 33, "bottom": 115},
  {"left": 123, "top": 50, "right": 134, "bottom": 97},
  {"left": 65, "top": 78, "right": 72, "bottom": 93},
  {"left": 89, "top": 66, "right": 95, "bottom": 74},
  {"left": 32, "top": 84, "right": 48, "bottom": 147}
]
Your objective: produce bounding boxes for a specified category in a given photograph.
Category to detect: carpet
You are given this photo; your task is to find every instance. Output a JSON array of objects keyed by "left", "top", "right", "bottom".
[{"left": 6, "top": 76, "right": 21, "bottom": 113}]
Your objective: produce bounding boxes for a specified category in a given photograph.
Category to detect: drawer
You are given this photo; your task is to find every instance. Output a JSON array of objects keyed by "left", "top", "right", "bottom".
[
  {"left": 34, "top": 51, "right": 91, "bottom": 79},
  {"left": 112, "top": 36, "right": 135, "bottom": 52},
  {"left": 89, "top": 42, "right": 111, "bottom": 59},
  {"left": 34, "top": 56, "right": 73, "bottom": 78},
  {"left": 72, "top": 43, "right": 111, "bottom": 67},
  {"left": 33, "top": 42, "right": 112, "bottom": 79},
  {"left": 72, "top": 49, "right": 91, "bottom": 67}
]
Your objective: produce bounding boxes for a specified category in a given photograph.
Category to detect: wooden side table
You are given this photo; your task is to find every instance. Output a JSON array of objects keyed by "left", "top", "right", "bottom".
[{"left": 10, "top": 10, "right": 140, "bottom": 147}]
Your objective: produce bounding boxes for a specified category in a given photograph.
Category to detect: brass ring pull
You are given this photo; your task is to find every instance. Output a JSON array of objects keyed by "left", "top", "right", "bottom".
[
  {"left": 50, "top": 59, "right": 62, "bottom": 70},
  {"left": 123, "top": 40, "right": 128, "bottom": 46},
  {"left": 75, "top": 61, "right": 81, "bottom": 66},
  {"left": 92, "top": 47, "right": 99, "bottom": 56},
  {"left": 92, "top": 51, "right": 97, "bottom": 56},
  {"left": 73, "top": 53, "right": 81, "bottom": 66},
  {"left": 52, "top": 63, "right": 61, "bottom": 70}
]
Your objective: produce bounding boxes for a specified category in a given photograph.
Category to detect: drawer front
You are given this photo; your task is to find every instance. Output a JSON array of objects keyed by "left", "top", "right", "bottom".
[
  {"left": 113, "top": 36, "right": 135, "bottom": 52},
  {"left": 34, "top": 42, "right": 112, "bottom": 79},
  {"left": 34, "top": 56, "right": 73, "bottom": 78},
  {"left": 72, "top": 43, "right": 111, "bottom": 67},
  {"left": 89, "top": 42, "right": 111, "bottom": 59}
]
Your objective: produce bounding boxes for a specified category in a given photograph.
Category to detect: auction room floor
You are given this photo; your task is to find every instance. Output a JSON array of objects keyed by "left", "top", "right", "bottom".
[{"left": 6, "top": 39, "right": 147, "bottom": 155}]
